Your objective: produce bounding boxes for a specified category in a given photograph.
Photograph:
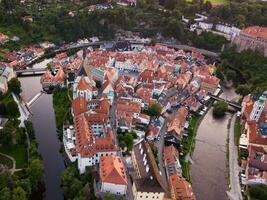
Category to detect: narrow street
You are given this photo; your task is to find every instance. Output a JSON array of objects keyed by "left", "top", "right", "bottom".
[
  {"left": 157, "top": 120, "right": 168, "bottom": 187},
  {"left": 227, "top": 114, "right": 242, "bottom": 200}
]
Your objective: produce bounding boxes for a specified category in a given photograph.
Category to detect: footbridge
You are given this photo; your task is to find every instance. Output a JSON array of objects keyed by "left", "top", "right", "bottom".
[
  {"left": 15, "top": 68, "right": 47, "bottom": 76},
  {"left": 209, "top": 94, "right": 241, "bottom": 110}
]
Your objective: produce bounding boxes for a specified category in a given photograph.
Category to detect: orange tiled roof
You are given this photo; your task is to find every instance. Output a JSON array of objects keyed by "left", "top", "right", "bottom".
[
  {"left": 241, "top": 26, "right": 267, "bottom": 41},
  {"left": 77, "top": 76, "right": 92, "bottom": 91},
  {"left": 169, "top": 174, "right": 196, "bottom": 200},
  {"left": 72, "top": 96, "right": 88, "bottom": 116},
  {"left": 100, "top": 155, "right": 128, "bottom": 185},
  {"left": 163, "top": 145, "right": 179, "bottom": 166}
]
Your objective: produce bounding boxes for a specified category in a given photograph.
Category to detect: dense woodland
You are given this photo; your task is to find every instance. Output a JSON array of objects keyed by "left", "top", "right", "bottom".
[
  {"left": 217, "top": 48, "right": 267, "bottom": 96},
  {"left": 0, "top": 0, "right": 266, "bottom": 52}
]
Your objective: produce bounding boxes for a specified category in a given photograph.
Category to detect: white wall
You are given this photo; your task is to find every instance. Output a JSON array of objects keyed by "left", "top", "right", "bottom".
[{"left": 101, "top": 182, "right": 127, "bottom": 195}]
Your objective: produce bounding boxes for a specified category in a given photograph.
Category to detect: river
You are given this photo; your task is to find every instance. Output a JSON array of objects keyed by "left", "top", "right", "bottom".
[
  {"left": 191, "top": 87, "right": 239, "bottom": 200},
  {"left": 19, "top": 59, "right": 65, "bottom": 200}
]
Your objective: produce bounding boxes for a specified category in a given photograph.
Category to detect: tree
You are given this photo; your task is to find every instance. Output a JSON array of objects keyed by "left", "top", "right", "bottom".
[
  {"left": 163, "top": 18, "right": 184, "bottom": 41},
  {"left": 7, "top": 78, "right": 21, "bottom": 96},
  {"left": 6, "top": 101, "right": 19, "bottom": 118},
  {"left": 164, "top": 0, "right": 178, "bottom": 10},
  {"left": 147, "top": 103, "right": 162, "bottom": 117},
  {"left": 16, "top": 179, "right": 31, "bottom": 198},
  {"left": 226, "top": 70, "right": 236, "bottom": 80},
  {"left": 25, "top": 121, "right": 35, "bottom": 140},
  {"left": 123, "top": 133, "right": 134, "bottom": 152},
  {"left": 213, "top": 101, "right": 228, "bottom": 118},
  {"left": 61, "top": 166, "right": 83, "bottom": 199},
  {"left": 0, "top": 187, "right": 11, "bottom": 200},
  {"left": 12, "top": 187, "right": 27, "bottom": 200},
  {"left": 28, "top": 159, "right": 44, "bottom": 192},
  {"left": 0, "top": 103, "right": 7, "bottom": 116},
  {"left": 236, "top": 84, "right": 251, "bottom": 96},
  {"left": 95, "top": 80, "right": 102, "bottom": 89}
]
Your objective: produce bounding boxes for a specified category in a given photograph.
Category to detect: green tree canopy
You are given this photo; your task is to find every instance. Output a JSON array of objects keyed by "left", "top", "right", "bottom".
[
  {"left": 27, "top": 159, "right": 44, "bottom": 192},
  {"left": 213, "top": 101, "right": 228, "bottom": 118},
  {"left": 61, "top": 166, "right": 83, "bottom": 199},
  {"left": 7, "top": 78, "right": 21, "bottom": 96},
  {"left": 147, "top": 103, "right": 162, "bottom": 117},
  {"left": 236, "top": 84, "right": 251, "bottom": 96},
  {"left": 12, "top": 187, "right": 27, "bottom": 200},
  {"left": 0, "top": 187, "right": 11, "bottom": 200}
]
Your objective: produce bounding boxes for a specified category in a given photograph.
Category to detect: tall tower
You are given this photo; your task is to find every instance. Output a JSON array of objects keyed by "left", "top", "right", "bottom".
[{"left": 250, "top": 91, "right": 267, "bottom": 122}]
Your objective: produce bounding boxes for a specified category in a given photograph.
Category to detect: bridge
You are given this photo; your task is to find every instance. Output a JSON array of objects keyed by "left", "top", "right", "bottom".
[
  {"left": 15, "top": 68, "right": 47, "bottom": 76},
  {"left": 209, "top": 94, "right": 241, "bottom": 110}
]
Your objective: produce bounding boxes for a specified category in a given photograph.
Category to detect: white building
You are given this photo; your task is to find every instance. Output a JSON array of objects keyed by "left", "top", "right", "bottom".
[
  {"left": 0, "top": 64, "right": 15, "bottom": 93},
  {"left": 70, "top": 114, "right": 117, "bottom": 174},
  {"left": 99, "top": 155, "right": 128, "bottom": 195},
  {"left": 250, "top": 92, "right": 267, "bottom": 122},
  {"left": 73, "top": 76, "right": 96, "bottom": 101}
]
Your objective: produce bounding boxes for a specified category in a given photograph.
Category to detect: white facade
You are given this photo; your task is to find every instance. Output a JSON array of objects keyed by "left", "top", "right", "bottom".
[
  {"left": 132, "top": 183, "right": 165, "bottom": 200},
  {"left": 198, "top": 22, "right": 213, "bottom": 31},
  {"left": 73, "top": 76, "right": 94, "bottom": 101},
  {"left": 78, "top": 151, "right": 116, "bottom": 174},
  {"left": 250, "top": 99, "right": 265, "bottom": 122},
  {"left": 101, "top": 182, "right": 127, "bottom": 195},
  {"left": 115, "top": 60, "right": 138, "bottom": 72},
  {"left": 63, "top": 126, "right": 78, "bottom": 162}
]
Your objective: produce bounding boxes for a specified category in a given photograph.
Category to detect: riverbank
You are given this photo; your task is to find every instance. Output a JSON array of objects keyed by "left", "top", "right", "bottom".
[
  {"left": 19, "top": 75, "right": 65, "bottom": 199},
  {"left": 181, "top": 113, "right": 201, "bottom": 182}
]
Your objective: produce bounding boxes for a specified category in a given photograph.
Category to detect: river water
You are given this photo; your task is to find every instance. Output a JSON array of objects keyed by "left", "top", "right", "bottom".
[
  {"left": 19, "top": 60, "right": 65, "bottom": 200},
  {"left": 191, "top": 87, "right": 239, "bottom": 200}
]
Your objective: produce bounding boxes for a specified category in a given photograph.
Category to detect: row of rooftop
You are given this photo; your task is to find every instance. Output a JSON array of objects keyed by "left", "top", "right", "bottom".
[{"left": 39, "top": 43, "right": 224, "bottom": 200}]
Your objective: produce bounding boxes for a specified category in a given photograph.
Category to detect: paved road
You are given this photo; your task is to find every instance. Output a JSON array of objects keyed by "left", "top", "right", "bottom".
[
  {"left": 227, "top": 114, "right": 242, "bottom": 200},
  {"left": 156, "top": 120, "right": 168, "bottom": 187}
]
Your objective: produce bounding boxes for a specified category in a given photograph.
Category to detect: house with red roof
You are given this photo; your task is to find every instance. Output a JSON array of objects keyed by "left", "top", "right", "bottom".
[
  {"left": 40, "top": 67, "right": 65, "bottom": 90},
  {"left": 200, "top": 75, "right": 220, "bottom": 94},
  {"left": 167, "top": 106, "right": 188, "bottom": 141},
  {"left": 168, "top": 174, "right": 196, "bottom": 200},
  {"left": 66, "top": 114, "right": 117, "bottom": 174},
  {"left": 102, "top": 77, "right": 115, "bottom": 104},
  {"left": 99, "top": 155, "right": 128, "bottom": 195},
  {"left": 73, "top": 76, "right": 97, "bottom": 101}
]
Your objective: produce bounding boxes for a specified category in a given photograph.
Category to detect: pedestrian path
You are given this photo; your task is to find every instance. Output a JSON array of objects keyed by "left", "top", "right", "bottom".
[{"left": 0, "top": 152, "right": 23, "bottom": 175}]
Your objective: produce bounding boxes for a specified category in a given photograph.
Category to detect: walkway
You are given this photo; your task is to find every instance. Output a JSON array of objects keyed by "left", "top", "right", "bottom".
[
  {"left": 12, "top": 93, "right": 30, "bottom": 127},
  {"left": 227, "top": 114, "right": 242, "bottom": 200},
  {"left": 0, "top": 152, "right": 22, "bottom": 175},
  {"left": 12, "top": 93, "right": 31, "bottom": 163}
]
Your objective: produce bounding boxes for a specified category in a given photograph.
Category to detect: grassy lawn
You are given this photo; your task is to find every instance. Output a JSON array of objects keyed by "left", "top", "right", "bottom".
[
  {"left": 0, "top": 144, "right": 28, "bottom": 168},
  {"left": 234, "top": 117, "right": 241, "bottom": 146},
  {"left": 181, "top": 114, "right": 201, "bottom": 182},
  {"left": 0, "top": 154, "right": 13, "bottom": 169}
]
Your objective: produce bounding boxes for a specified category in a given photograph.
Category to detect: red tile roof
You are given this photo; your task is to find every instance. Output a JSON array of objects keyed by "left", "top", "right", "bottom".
[
  {"left": 100, "top": 155, "right": 128, "bottom": 185},
  {"left": 241, "top": 26, "right": 267, "bottom": 41},
  {"left": 169, "top": 174, "right": 196, "bottom": 200},
  {"left": 72, "top": 96, "right": 88, "bottom": 116}
]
